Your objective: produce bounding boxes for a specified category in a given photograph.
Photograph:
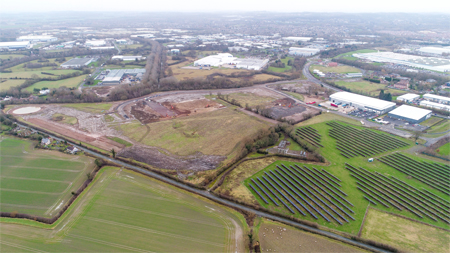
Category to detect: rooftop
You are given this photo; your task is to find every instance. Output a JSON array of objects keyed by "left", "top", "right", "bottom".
[
  {"left": 389, "top": 105, "right": 431, "bottom": 121},
  {"left": 423, "top": 94, "right": 450, "bottom": 102},
  {"left": 397, "top": 93, "right": 420, "bottom": 100},
  {"left": 330, "top": 92, "right": 396, "bottom": 111},
  {"left": 61, "top": 58, "right": 93, "bottom": 66}
]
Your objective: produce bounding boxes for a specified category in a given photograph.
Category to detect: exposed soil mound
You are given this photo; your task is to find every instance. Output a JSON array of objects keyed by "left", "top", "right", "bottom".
[{"left": 118, "top": 145, "right": 226, "bottom": 171}]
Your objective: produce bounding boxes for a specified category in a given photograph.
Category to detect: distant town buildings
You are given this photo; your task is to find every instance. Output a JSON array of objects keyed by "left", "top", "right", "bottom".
[
  {"left": 289, "top": 47, "right": 320, "bottom": 56},
  {"left": 111, "top": 55, "right": 145, "bottom": 61},
  {"left": 353, "top": 52, "right": 450, "bottom": 72},
  {"left": 85, "top": 40, "right": 106, "bottom": 47}
]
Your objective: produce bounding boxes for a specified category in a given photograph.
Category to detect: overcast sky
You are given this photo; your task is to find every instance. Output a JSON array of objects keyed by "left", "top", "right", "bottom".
[{"left": 2, "top": 0, "right": 449, "bottom": 13}]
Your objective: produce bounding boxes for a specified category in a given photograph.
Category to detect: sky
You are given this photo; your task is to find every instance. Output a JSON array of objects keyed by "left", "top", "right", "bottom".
[{"left": 1, "top": 0, "right": 449, "bottom": 13}]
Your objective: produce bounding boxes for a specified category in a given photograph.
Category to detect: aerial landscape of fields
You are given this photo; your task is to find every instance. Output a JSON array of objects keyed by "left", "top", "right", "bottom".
[{"left": 1, "top": 4, "right": 450, "bottom": 253}]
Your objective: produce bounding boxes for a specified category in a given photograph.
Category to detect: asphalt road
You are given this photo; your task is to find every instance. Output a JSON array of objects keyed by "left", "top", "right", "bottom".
[{"left": 16, "top": 122, "right": 389, "bottom": 253}]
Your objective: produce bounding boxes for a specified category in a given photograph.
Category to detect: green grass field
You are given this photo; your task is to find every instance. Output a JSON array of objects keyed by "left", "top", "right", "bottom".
[
  {"left": 0, "top": 69, "right": 80, "bottom": 79},
  {"left": 0, "top": 137, "right": 95, "bottom": 217},
  {"left": 24, "top": 75, "right": 87, "bottom": 92},
  {"left": 335, "top": 80, "right": 406, "bottom": 96},
  {"left": 421, "top": 116, "right": 443, "bottom": 127},
  {"left": 226, "top": 92, "right": 278, "bottom": 107},
  {"left": 61, "top": 103, "right": 113, "bottom": 113},
  {"left": 107, "top": 136, "right": 133, "bottom": 147},
  {"left": 268, "top": 57, "right": 293, "bottom": 73},
  {"left": 427, "top": 119, "right": 450, "bottom": 134},
  {"left": 118, "top": 44, "right": 143, "bottom": 49},
  {"left": 118, "top": 107, "right": 270, "bottom": 156},
  {"left": 361, "top": 208, "right": 449, "bottom": 252},
  {"left": 0, "top": 79, "right": 25, "bottom": 91},
  {"left": 436, "top": 142, "right": 450, "bottom": 156},
  {"left": 310, "top": 64, "right": 361, "bottom": 74},
  {"left": 0, "top": 54, "right": 26, "bottom": 60},
  {"left": 0, "top": 167, "right": 246, "bottom": 252},
  {"left": 51, "top": 113, "right": 78, "bottom": 125}
]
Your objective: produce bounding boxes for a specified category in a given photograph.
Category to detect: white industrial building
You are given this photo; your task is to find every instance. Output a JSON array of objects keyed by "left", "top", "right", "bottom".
[
  {"left": 0, "top": 41, "right": 31, "bottom": 50},
  {"left": 423, "top": 94, "right": 450, "bottom": 105},
  {"left": 417, "top": 47, "right": 450, "bottom": 56},
  {"left": 101, "top": 68, "right": 146, "bottom": 85},
  {"left": 353, "top": 52, "right": 450, "bottom": 72},
  {"left": 396, "top": 93, "right": 420, "bottom": 103},
  {"left": 329, "top": 92, "right": 396, "bottom": 114},
  {"left": 85, "top": 40, "right": 106, "bottom": 47},
  {"left": 194, "top": 53, "right": 268, "bottom": 70},
  {"left": 235, "top": 58, "right": 269, "bottom": 70},
  {"left": 16, "top": 35, "right": 57, "bottom": 42},
  {"left": 289, "top": 47, "right": 320, "bottom": 56},
  {"left": 313, "top": 69, "right": 325, "bottom": 77},
  {"left": 115, "top": 39, "right": 128, "bottom": 44},
  {"left": 131, "top": 34, "right": 154, "bottom": 39},
  {"left": 420, "top": 100, "right": 450, "bottom": 111},
  {"left": 283, "top": 37, "right": 312, "bottom": 42},
  {"left": 194, "top": 53, "right": 235, "bottom": 67},
  {"left": 60, "top": 58, "right": 94, "bottom": 68},
  {"left": 345, "top": 73, "right": 363, "bottom": 78},
  {"left": 388, "top": 105, "right": 432, "bottom": 124},
  {"left": 111, "top": 55, "right": 145, "bottom": 61}
]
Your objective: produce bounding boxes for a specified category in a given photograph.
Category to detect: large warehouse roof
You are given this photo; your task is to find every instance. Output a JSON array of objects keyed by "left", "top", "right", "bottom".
[
  {"left": 111, "top": 55, "right": 145, "bottom": 61},
  {"left": 397, "top": 93, "right": 420, "bottom": 101},
  {"left": 418, "top": 47, "right": 450, "bottom": 55},
  {"left": 423, "top": 94, "right": 450, "bottom": 103},
  {"left": 420, "top": 100, "right": 450, "bottom": 111},
  {"left": 330, "top": 92, "right": 395, "bottom": 111},
  {"left": 389, "top": 105, "right": 431, "bottom": 121},
  {"left": 0, "top": 41, "right": 30, "bottom": 49}
]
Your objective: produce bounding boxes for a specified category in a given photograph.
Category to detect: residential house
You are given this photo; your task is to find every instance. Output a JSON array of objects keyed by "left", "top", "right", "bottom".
[
  {"left": 41, "top": 138, "right": 51, "bottom": 146},
  {"left": 394, "top": 78, "right": 410, "bottom": 90},
  {"left": 67, "top": 146, "right": 79, "bottom": 154}
]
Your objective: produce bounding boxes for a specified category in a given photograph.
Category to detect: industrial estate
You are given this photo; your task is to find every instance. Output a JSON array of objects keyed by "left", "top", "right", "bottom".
[{"left": 0, "top": 10, "right": 449, "bottom": 253}]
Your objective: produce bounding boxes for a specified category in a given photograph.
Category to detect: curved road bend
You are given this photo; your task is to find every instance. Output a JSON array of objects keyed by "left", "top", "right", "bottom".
[{"left": 19, "top": 124, "right": 389, "bottom": 253}]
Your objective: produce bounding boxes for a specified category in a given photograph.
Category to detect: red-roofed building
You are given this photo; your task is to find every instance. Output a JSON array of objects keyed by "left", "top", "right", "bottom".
[
  {"left": 328, "top": 62, "right": 338, "bottom": 67},
  {"left": 394, "top": 78, "right": 410, "bottom": 90}
]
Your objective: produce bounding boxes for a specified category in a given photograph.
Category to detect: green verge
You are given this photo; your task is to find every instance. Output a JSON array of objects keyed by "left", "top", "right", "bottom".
[{"left": 107, "top": 136, "right": 133, "bottom": 147}]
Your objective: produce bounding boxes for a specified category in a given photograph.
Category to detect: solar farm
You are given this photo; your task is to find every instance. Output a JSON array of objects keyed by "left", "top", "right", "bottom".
[
  {"left": 379, "top": 153, "right": 450, "bottom": 195},
  {"left": 347, "top": 163, "right": 450, "bottom": 224},
  {"left": 241, "top": 118, "right": 449, "bottom": 235},
  {"left": 295, "top": 126, "right": 323, "bottom": 147},
  {"left": 247, "top": 163, "right": 354, "bottom": 225},
  {"left": 327, "top": 121, "right": 409, "bottom": 158}
]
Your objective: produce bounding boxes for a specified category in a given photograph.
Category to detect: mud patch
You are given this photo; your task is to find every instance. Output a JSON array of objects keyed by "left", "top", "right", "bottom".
[{"left": 118, "top": 145, "right": 226, "bottom": 171}]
